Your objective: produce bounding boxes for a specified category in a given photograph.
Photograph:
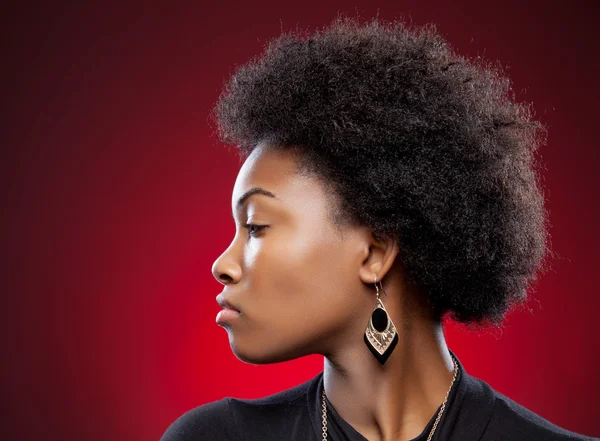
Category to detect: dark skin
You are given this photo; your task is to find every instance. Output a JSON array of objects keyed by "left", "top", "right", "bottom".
[{"left": 212, "top": 142, "right": 456, "bottom": 441}]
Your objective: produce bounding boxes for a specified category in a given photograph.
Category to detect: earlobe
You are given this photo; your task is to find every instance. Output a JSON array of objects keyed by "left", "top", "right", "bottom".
[{"left": 358, "top": 262, "right": 383, "bottom": 285}]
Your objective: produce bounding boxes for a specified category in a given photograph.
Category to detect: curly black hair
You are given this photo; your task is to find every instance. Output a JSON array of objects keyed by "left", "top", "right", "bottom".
[{"left": 212, "top": 15, "right": 551, "bottom": 328}]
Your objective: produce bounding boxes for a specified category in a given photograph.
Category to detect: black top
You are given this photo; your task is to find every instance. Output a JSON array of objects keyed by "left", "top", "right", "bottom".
[{"left": 160, "top": 350, "right": 597, "bottom": 441}]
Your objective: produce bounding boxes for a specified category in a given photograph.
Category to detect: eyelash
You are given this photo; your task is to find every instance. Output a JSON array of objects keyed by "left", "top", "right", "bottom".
[{"left": 242, "top": 223, "right": 268, "bottom": 237}]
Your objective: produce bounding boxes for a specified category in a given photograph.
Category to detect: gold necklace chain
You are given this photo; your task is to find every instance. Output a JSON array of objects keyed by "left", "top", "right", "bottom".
[{"left": 321, "top": 354, "right": 458, "bottom": 441}]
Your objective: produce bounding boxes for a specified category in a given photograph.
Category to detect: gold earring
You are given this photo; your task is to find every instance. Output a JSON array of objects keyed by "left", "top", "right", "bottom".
[{"left": 363, "top": 275, "right": 398, "bottom": 365}]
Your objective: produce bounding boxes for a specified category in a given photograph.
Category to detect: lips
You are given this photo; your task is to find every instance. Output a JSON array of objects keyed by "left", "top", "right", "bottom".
[{"left": 216, "top": 293, "right": 241, "bottom": 312}]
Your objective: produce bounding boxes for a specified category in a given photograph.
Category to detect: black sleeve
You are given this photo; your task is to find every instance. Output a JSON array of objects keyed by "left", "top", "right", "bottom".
[{"left": 160, "top": 398, "right": 240, "bottom": 441}]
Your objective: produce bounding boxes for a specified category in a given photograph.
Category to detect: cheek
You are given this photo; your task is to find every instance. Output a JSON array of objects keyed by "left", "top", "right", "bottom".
[{"left": 249, "top": 228, "right": 359, "bottom": 328}]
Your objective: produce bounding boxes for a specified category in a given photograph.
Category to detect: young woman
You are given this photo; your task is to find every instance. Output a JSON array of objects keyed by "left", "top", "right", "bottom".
[{"left": 161, "top": 16, "right": 596, "bottom": 441}]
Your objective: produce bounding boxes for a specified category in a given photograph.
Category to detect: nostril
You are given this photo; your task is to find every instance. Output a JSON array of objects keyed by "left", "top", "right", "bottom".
[{"left": 219, "top": 273, "right": 234, "bottom": 284}]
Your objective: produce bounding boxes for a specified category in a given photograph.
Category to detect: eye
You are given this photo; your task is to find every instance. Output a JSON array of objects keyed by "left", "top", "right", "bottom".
[{"left": 242, "top": 223, "right": 268, "bottom": 238}]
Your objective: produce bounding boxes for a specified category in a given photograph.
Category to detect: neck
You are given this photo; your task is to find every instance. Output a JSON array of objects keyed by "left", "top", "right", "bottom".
[{"left": 323, "top": 281, "right": 455, "bottom": 441}]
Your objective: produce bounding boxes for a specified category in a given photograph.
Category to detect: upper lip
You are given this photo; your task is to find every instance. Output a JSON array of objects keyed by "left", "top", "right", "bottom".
[{"left": 216, "top": 293, "right": 241, "bottom": 312}]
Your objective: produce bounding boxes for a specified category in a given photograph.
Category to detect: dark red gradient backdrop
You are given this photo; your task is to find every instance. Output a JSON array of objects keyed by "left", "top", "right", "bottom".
[{"left": 2, "top": 1, "right": 599, "bottom": 440}]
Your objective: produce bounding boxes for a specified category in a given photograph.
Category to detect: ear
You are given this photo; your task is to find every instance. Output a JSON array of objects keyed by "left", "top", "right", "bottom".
[{"left": 358, "top": 231, "right": 400, "bottom": 285}]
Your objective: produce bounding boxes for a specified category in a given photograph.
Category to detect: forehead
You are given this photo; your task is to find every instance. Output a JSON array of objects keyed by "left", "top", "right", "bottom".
[
  {"left": 232, "top": 143, "right": 314, "bottom": 205},
  {"left": 230, "top": 143, "right": 356, "bottom": 242},
  {"left": 231, "top": 143, "right": 339, "bottom": 222},
  {"left": 232, "top": 143, "right": 301, "bottom": 199}
]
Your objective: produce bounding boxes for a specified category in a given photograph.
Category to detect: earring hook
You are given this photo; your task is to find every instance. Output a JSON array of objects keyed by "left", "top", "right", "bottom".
[{"left": 373, "top": 274, "right": 387, "bottom": 299}]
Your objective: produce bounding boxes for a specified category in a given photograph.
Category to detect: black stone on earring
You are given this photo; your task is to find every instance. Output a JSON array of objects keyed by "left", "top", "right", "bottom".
[{"left": 371, "top": 308, "right": 388, "bottom": 331}]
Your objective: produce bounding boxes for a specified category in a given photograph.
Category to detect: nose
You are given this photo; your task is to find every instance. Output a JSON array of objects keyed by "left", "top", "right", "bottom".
[{"left": 211, "top": 245, "right": 242, "bottom": 285}]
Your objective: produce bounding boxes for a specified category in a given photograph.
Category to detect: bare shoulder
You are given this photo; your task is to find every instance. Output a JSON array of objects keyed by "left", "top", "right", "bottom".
[
  {"left": 159, "top": 398, "right": 239, "bottom": 441},
  {"left": 483, "top": 391, "right": 599, "bottom": 441}
]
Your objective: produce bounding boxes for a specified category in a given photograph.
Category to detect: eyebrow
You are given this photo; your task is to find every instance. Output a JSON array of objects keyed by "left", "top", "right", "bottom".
[{"left": 235, "top": 187, "right": 277, "bottom": 210}]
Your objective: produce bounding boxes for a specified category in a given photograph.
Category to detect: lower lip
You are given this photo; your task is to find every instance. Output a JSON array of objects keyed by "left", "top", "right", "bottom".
[{"left": 216, "top": 308, "right": 241, "bottom": 324}]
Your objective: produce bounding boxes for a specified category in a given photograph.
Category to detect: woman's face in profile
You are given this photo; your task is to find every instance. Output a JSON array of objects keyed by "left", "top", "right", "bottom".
[{"left": 212, "top": 143, "right": 373, "bottom": 364}]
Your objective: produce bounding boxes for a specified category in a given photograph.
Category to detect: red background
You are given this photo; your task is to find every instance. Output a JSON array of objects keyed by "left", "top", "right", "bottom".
[{"left": 2, "top": 1, "right": 599, "bottom": 440}]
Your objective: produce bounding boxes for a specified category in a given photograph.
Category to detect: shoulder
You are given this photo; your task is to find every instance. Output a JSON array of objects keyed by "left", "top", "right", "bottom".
[
  {"left": 482, "top": 386, "right": 598, "bottom": 441},
  {"left": 160, "top": 375, "right": 316, "bottom": 441},
  {"left": 228, "top": 373, "right": 312, "bottom": 412},
  {"left": 225, "top": 375, "right": 315, "bottom": 438},
  {"left": 160, "top": 398, "right": 239, "bottom": 441}
]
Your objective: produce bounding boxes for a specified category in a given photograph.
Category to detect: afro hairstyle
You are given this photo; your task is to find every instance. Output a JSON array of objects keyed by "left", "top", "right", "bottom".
[{"left": 212, "top": 15, "right": 551, "bottom": 328}]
